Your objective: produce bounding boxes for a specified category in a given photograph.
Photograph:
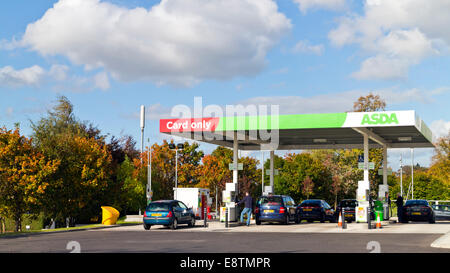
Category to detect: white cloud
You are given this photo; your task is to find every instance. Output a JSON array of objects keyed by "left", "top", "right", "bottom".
[
  {"left": 0, "top": 65, "right": 45, "bottom": 87},
  {"left": 430, "top": 120, "right": 450, "bottom": 140},
  {"left": 18, "top": 0, "right": 291, "bottom": 87},
  {"left": 48, "top": 64, "right": 69, "bottom": 82},
  {"left": 351, "top": 54, "right": 410, "bottom": 80},
  {"left": 293, "top": 0, "right": 347, "bottom": 14},
  {"left": 122, "top": 103, "right": 174, "bottom": 121},
  {"left": 328, "top": 0, "right": 450, "bottom": 80},
  {"left": 292, "top": 40, "right": 324, "bottom": 55},
  {"left": 237, "top": 87, "right": 449, "bottom": 114},
  {"left": 94, "top": 71, "right": 110, "bottom": 91}
]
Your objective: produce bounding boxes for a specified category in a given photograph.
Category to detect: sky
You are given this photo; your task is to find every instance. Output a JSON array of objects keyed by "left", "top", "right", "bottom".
[{"left": 1, "top": 0, "right": 450, "bottom": 171}]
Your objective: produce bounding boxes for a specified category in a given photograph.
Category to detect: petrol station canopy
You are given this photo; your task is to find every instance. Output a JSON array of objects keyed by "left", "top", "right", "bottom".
[{"left": 159, "top": 110, "right": 434, "bottom": 150}]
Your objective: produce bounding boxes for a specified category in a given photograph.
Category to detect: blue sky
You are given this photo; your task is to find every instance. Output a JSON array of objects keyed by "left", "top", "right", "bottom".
[{"left": 1, "top": 0, "right": 449, "bottom": 170}]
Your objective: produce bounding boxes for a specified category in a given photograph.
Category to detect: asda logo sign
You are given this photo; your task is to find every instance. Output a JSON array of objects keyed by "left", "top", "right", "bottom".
[{"left": 361, "top": 113, "right": 399, "bottom": 125}]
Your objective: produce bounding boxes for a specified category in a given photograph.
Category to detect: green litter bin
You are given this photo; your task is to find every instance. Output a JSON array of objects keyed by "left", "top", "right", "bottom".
[
  {"left": 374, "top": 201, "right": 383, "bottom": 221},
  {"left": 374, "top": 210, "right": 383, "bottom": 222}
]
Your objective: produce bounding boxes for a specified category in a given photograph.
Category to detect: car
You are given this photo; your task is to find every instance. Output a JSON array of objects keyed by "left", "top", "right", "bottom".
[
  {"left": 335, "top": 199, "right": 358, "bottom": 223},
  {"left": 296, "top": 199, "right": 336, "bottom": 223},
  {"left": 431, "top": 204, "right": 450, "bottom": 221},
  {"left": 143, "top": 200, "right": 196, "bottom": 230},
  {"left": 401, "top": 199, "right": 435, "bottom": 223},
  {"left": 255, "top": 195, "right": 296, "bottom": 225}
]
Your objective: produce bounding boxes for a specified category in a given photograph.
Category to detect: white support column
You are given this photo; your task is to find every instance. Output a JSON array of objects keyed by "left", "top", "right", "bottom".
[
  {"left": 383, "top": 146, "right": 388, "bottom": 186},
  {"left": 233, "top": 131, "right": 238, "bottom": 186},
  {"left": 364, "top": 133, "right": 369, "bottom": 183},
  {"left": 411, "top": 148, "right": 414, "bottom": 200},
  {"left": 270, "top": 150, "right": 274, "bottom": 194}
]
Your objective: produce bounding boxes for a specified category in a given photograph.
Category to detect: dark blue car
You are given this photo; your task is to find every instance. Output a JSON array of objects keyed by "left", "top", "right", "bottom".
[
  {"left": 295, "top": 199, "right": 336, "bottom": 223},
  {"left": 255, "top": 195, "right": 296, "bottom": 225},
  {"left": 143, "top": 200, "right": 195, "bottom": 230}
]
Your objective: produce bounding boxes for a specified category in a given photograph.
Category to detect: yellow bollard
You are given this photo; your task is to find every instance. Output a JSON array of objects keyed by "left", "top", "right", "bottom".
[{"left": 101, "top": 206, "right": 120, "bottom": 225}]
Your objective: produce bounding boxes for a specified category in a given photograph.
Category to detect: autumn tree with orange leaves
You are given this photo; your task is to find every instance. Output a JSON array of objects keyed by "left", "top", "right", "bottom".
[{"left": 0, "top": 127, "right": 59, "bottom": 232}]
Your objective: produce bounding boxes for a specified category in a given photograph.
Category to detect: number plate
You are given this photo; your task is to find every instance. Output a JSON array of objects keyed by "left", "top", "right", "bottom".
[
  {"left": 151, "top": 213, "right": 162, "bottom": 217},
  {"left": 264, "top": 210, "right": 274, "bottom": 213},
  {"left": 303, "top": 208, "right": 312, "bottom": 211},
  {"left": 412, "top": 212, "right": 421, "bottom": 215}
]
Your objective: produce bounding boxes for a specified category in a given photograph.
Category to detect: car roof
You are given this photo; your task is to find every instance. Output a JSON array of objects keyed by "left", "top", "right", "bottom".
[
  {"left": 259, "top": 195, "right": 283, "bottom": 197},
  {"left": 151, "top": 200, "right": 176, "bottom": 203}
]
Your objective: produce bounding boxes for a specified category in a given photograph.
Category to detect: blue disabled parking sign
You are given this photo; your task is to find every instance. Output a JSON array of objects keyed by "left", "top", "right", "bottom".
[{"left": 358, "top": 155, "right": 364, "bottom": 163}]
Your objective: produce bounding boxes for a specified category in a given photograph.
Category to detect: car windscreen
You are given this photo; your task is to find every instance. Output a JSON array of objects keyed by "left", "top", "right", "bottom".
[
  {"left": 404, "top": 200, "right": 428, "bottom": 207},
  {"left": 300, "top": 201, "right": 321, "bottom": 207},
  {"left": 147, "top": 202, "right": 171, "bottom": 211},
  {"left": 340, "top": 200, "right": 357, "bottom": 207},
  {"left": 258, "top": 196, "right": 283, "bottom": 206}
]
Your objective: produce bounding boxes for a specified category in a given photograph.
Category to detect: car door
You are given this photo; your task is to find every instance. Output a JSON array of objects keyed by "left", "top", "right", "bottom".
[
  {"left": 323, "top": 201, "right": 334, "bottom": 219},
  {"left": 287, "top": 197, "right": 296, "bottom": 219},
  {"left": 172, "top": 202, "right": 184, "bottom": 222},
  {"left": 178, "top": 201, "right": 190, "bottom": 223}
]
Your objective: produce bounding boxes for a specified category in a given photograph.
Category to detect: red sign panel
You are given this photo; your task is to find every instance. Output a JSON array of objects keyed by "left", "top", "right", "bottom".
[{"left": 160, "top": 118, "right": 220, "bottom": 133}]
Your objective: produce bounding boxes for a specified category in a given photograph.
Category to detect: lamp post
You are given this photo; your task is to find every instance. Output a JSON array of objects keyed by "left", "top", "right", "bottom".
[
  {"left": 146, "top": 138, "right": 152, "bottom": 205},
  {"left": 140, "top": 105, "right": 145, "bottom": 164},
  {"left": 169, "top": 143, "right": 184, "bottom": 199},
  {"left": 139, "top": 105, "right": 145, "bottom": 215}
]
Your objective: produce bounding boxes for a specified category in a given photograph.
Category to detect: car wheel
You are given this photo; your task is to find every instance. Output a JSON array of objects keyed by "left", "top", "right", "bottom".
[
  {"left": 284, "top": 214, "right": 289, "bottom": 225},
  {"left": 295, "top": 215, "right": 300, "bottom": 224},
  {"left": 171, "top": 218, "right": 178, "bottom": 230},
  {"left": 307, "top": 219, "right": 313, "bottom": 223},
  {"left": 429, "top": 215, "right": 435, "bottom": 224},
  {"left": 188, "top": 216, "right": 195, "bottom": 227},
  {"left": 256, "top": 218, "right": 261, "bottom": 225},
  {"left": 143, "top": 224, "right": 151, "bottom": 230}
]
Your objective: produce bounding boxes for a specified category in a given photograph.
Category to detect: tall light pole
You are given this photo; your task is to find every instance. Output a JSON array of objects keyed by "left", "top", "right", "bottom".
[
  {"left": 139, "top": 105, "right": 145, "bottom": 215},
  {"left": 140, "top": 105, "right": 145, "bottom": 164},
  {"left": 146, "top": 138, "right": 152, "bottom": 205}
]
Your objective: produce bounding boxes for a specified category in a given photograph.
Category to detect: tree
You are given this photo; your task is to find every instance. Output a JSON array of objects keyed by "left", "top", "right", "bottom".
[
  {"left": 302, "top": 176, "right": 314, "bottom": 200},
  {"left": 429, "top": 132, "right": 450, "bottom": 185},
  {"left": 177, "top": 141, "right": 204, "bottom": 188},
  {"left": 0, "top": 127, "right": 59, "bottom": 231},
  {"left": 353, "top": 93, "right": 386, "bottom": 112},
  {"left": 278, "top": 153, "right": 329, "bottom": 204},
  {"left": 196, "top": 154, "right": 228, "bottom": 210},
  {"left": 117, "top": 156, "right": 146, "bottom": 214},
  {"left": 237, "top": 156, "right": 261, "bottom": 200}
]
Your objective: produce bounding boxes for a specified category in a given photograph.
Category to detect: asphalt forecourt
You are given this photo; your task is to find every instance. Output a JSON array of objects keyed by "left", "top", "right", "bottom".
[
  {"left": 0, "top": 224, "right": 447, "bottom": 254},
  {"left": 119, "top": 219, "right": 450, "bottom": 235}
]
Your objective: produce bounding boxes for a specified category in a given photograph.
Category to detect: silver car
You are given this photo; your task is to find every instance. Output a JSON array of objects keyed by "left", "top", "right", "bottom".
[{"left": 431, "top": 205, "right": 450, "bottom": 221}]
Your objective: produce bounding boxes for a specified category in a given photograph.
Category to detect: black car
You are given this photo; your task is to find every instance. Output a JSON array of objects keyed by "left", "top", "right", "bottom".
[
  {"left": 401, "top": 199, "right": 435, "bottom": 223},
  {"left": 295, "top": 199, "right": 336, "bottom": 223},
  {"left": 335, "top": 199, "right": 358, "bottom": 223},
  {"left": 255, "top": 195, "right": 296, "bottom": 225}
]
